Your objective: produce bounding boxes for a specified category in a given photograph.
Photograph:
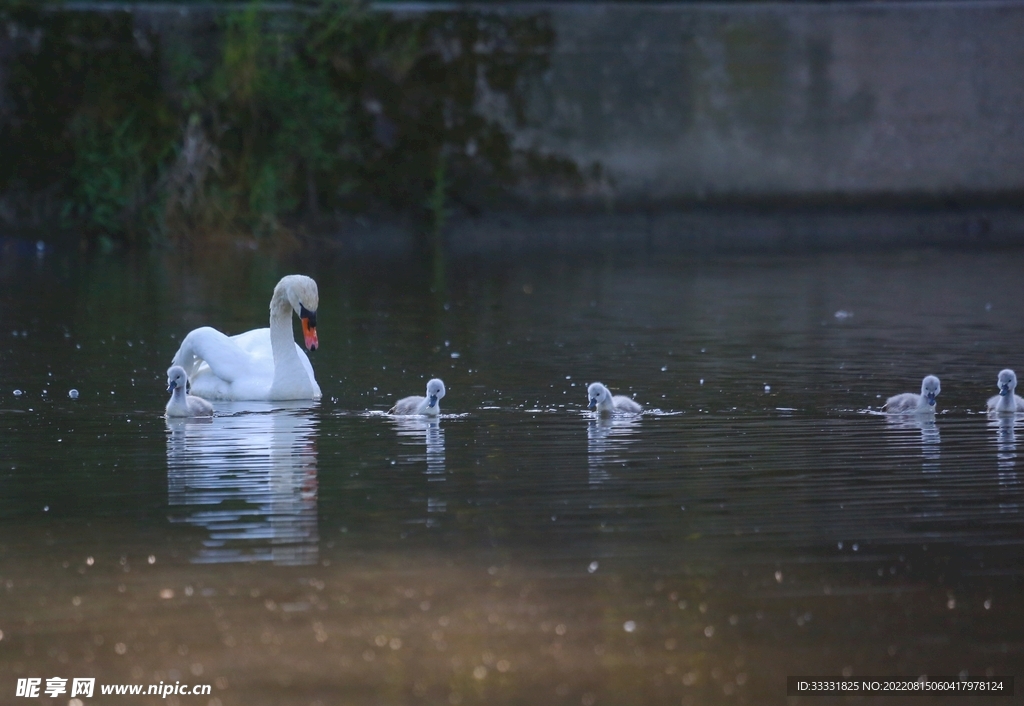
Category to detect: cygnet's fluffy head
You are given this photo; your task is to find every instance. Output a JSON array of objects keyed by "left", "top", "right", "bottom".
[
  {"left": 425, "top": 378, "right": 446, "bottom": 408},
  {"left": 998, "top": 369, "right": 1017, "bottom": 397},
  {"left": 920, "top": 375, "right": 941, "bottom": 406},
  {"left": 274, "top": 275, "right": 319, "bottom": 351},
  {"left": 587, "top": 382, "right": 611, "bottom": 410},
  {"left": 167, "top": 365, "right": 188, "bottom": 393}
]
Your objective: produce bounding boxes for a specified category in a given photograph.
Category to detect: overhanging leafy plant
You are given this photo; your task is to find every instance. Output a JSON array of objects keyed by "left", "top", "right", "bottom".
[{"left": 0, "top": 0, "right": 575, "bottom": 244}]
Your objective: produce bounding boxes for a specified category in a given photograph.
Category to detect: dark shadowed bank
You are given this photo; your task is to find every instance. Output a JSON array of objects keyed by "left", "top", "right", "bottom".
[
  {"left": 1, "top": 1, "right": 1023, "bottom": 255},
  {"left": 0, "top": 0, "right": 581, "bottom": 250}
]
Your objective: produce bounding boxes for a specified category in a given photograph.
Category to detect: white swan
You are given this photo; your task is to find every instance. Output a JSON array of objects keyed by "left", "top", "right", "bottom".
[
  {"left": 165, "top": 365, "right": 214, "bottom": 417},
  {"left": 987, "top": 369, "right": 1024, "bottom": 414},
  {"left": 884, "top": 375, "right": 940, "bottom": 414},
  {"left": 390, "top": 379, "right": 446, "bottom": 416},
  {"left": 171, "top": 275, "right": 321, "bottom": 401},
  {"left": 588, "top": 382, "right": 642, "bottom": 415}
]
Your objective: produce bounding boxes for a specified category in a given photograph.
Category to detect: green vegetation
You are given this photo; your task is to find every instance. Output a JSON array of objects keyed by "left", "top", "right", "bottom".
[{"left": 0, "top": 1, "right": 570, "bottom": 245}]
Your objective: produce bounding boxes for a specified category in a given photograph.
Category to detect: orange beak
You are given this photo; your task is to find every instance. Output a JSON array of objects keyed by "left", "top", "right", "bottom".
[{"left": 301, "top": 317, "right": 318, "bottom": 351}]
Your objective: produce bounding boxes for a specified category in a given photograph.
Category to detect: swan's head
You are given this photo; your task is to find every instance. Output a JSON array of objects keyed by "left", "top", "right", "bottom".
[
  {"left": 425, "top": 378, "right": 446, "bottom": 408},
  {"left": 998, "top": 369, "right": 1017, "bottom": 397},
  {"left": 275, "top": 275, "right": 319, "bottom": 351},
  {"left": 166, "top": 365, "right": 188, "bottom": 394},
  {"left": 588, "top": 382, "right": 611, "bottom": 411},
  {"left": 920, "top": 375, "right": 941, "bottom": 406}
]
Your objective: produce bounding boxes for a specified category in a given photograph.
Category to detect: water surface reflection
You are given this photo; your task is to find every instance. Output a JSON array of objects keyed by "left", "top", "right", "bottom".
[
  {"left": 586, "top": 413, "right": 642, "bottom": 486},
  {"left": 166, "top": 402, "right": 320, "bottom": 565},
  {"left": 885, "top": 413, "right": 941, "bottom": 473},
  {"left": 389, "top": 415, "right": 448, "bottom": 525},
  {"left": 990, "top": 414, "right": 1022, "bottom": 511}
]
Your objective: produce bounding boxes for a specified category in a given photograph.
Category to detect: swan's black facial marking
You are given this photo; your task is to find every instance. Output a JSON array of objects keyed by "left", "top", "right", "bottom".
[
  {"left": 299, "top": 304, "right": 317, "bottom": 329},
  {"left": 299, "top": 303, "right": 319, "bottom": 351}
]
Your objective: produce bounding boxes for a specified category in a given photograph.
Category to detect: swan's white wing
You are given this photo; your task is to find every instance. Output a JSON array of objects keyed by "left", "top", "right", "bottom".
[
  {"left": 230, "top": 327, "right": 274, "bottom": 364},
  {"left": 172, "top": 326, "right": 256, "bottom": 383},
  {"left": 172, "top": 308, "right": 317, "bottom": 401},
  {"left": 219, "top": 328, "right": 283, "bottom": 384}
]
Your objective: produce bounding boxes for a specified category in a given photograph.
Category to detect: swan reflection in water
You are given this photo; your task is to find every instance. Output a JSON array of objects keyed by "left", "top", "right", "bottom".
[
  {"left": 587, "top": 414, "right": 643, "bottom": 486},
  {"left": 389, "top": 416, "right": 446, "bottom": 525},
  {"left": 885, "top": 414, "right": 941, "bottom": 474},
  {"left": 989, "top": 415, "right": 1021, "bottom": 509},
  {"left": 166, "top": 401, "right": 319, "bottom": 565}
]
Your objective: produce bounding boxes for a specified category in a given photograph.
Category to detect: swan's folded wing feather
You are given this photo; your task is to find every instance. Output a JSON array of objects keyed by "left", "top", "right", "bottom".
[
  {"left": 186, "top": 394, "right": 215, "bottom": 417},
  {"left": 390, "top": 396, "right": 425, "bottom": 415},
  {"left": 612, "top": 395, "right": 642, "bottom": 413},
  {"left": 230, "top": 328, "right": 273, "bottom": 362},
  {"left": 172, "top": 327, "right": 253, "bottom": 383},
  {"left": 884, "top": 392, "right": 919, "bottom": 413}
]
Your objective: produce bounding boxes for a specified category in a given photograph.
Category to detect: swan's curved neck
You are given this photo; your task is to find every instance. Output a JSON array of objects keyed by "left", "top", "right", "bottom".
[
  {"left": 167, "top": 387, "right": 187, "bottom": 414},
  {"left": 269, "top": 291, "right": 301, "bottom": 377},
  {"left": 996, "top": 389, "right": 1016, "bottom": 412}
]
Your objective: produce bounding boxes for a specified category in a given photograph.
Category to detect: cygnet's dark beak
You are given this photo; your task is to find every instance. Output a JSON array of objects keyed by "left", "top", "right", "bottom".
[
  {"left": 588, "top": 398, "right": 597, "bottom": 410},
  {"left": 167, "top": 380, "right": 177, "bottom": 393},
  {"left": 926, "top": 392, "right": 936, "bottom": 405},
  {"left": 428, "top": 394, "right": 437, "bottom": 408},
  {"left": 1000, "top": 384, "right": 1011, "bottom": 397}
]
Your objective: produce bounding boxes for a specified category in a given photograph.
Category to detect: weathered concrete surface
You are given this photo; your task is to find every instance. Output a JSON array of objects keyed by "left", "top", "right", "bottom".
[{"left": 507, "top": 1, "right": 1024, "bottom": 205}]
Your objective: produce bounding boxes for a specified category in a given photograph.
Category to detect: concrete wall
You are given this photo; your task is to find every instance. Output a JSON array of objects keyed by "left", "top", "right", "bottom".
[{"left": 506, "top": 1, "right": 1024, "bottom": 204}]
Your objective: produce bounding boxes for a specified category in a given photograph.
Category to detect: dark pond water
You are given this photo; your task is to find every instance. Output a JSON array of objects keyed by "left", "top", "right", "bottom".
[{"left": 1, "top": 239, "right": 1022, "bottom": 705}]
